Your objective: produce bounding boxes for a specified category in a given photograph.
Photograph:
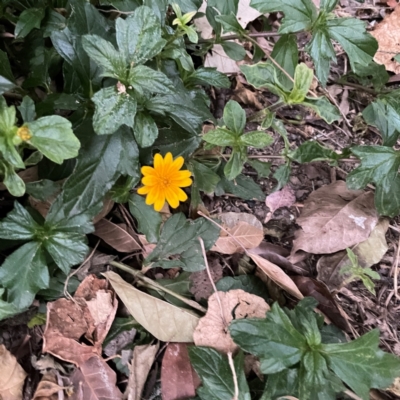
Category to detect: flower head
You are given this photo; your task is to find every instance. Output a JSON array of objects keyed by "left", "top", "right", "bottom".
[
  {"left": 138, "top": 152, "right": 192, "bottom": 212},
  {"left": 16, "top": 126, "right": 32, "bottom": 141}
]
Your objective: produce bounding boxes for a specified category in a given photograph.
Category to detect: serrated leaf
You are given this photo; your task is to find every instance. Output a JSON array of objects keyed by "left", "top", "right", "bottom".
[
  {"left": 128, "top": 65, "right": 174, "bottom": 95},
  {"left": 128, "top": 193, "right": 162, "bottom": 243},
  {"left": 223, "top": 100, "right": 246, "bottom": 134},
  {"left": 301, "top": 96, "right": 341, "bottom": 123},
  {"left": 250, "top": 0, "right": 318, "bottom": 33},
  {"left": 133, "top": 112, "right": 158, "bottom": 148},
  {"left": 188, "top": 160, "right": 221, "bottom": 193},
  {"left": 92, "top": 86, "right": 137, "bottom": 135},
  {"left": 18, "top": 96, "right": 36, "bottom": 123},
  {"left": 0, "top": 242, "right": 48, "bottom": 309},
  {"left": 27, "top": 116, "right": 80, "bottom": 164},
  {"left": 185, "top": 67, "right": 231, "bottom": 88},
  {"left": 104, "top": 271, "right": 199, "bottom": 342},
  {"left": 288, "top": 63, "right": 313, "bottom": 104},
  {"left": 116, "top": 6, "right": 166, "bottom": 65},
  {"left": 289, "top": 141, "right": 339, "bottom": 163},
  {"left": 203, "top": 128, "right": 236, "bottom": 146},
  {"left": 224, "top": 151, "right": 244, "bottom": 180},
  {"left": 240, "top": 131, "right": 274, "bottom": 148},
  {"left": 220, "top": 41, "right": 246, "bottom": 61},
  {"left": 15, "top": 7, "right": 45, "bottom": 38}
]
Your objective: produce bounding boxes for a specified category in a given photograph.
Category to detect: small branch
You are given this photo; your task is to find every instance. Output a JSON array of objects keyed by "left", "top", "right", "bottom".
[
  {"left": 227, "top": 352, "right": 239, "bottom": 400},
  {"left": 197, "top": 31, "right": 280, "bottom": 44}
]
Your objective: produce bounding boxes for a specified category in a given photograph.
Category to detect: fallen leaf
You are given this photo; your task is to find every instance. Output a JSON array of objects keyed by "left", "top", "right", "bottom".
[
  {"left": 248, "top": 253, "right": 304, "bottom": 299},
  {"left": 161, "top": 343, "right": 201, "bottom": 400},
  {"left": 70, "top": 356, "right": 122, "bottom": 400},
  {"left": 290, "top": 181, "right": 378, "bottom": 259},
  {"left": 93, "top": 197, "right": 115, "bottom": 224},
  {"left": 231, "top": 79, "right": 264, "bottom": 110},
  {"left": 290, "top": 276, "right": 351, "bottom": 332},
  {"left": 103, "top": 327, "right": 136, "bottom": 358},
  {"left": 193, "top": 289, "right": 270, "bottom": 354},
  {"left": 211, "top": 212, "right": 264, "bottom": 254},
  {"left": 31, "top": 355, "right": 66, "bottom": 374},
  {"left": 265, "top": 185, "right": 296, "bottom": 214},
  {"left": 190, "top": 258, "right": 224, "bottom": 301},
  {"left": 317, "top": 219, "right": 389, "bottom": 291},
  {"left": 104, "top": 271, "right": 200, "bottom": 342},
  {"left": 94, "top": 219, "right": 141, "bottom": 252},
  {"left": 125, "top": 343, "right": 159, "bottom": 400},
  {"left": 0, "top": 345, "right": 27, "bottom": 400},
  {"left": 372, "top": 5, "right": 400, "bottom": 73},
  {"left": 32, "top": 374, "right": 63, "bottom": 400}
]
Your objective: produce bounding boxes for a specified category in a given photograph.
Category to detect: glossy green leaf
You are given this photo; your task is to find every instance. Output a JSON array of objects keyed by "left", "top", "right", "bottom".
[
  {"left": 288, "top": 63, "right": 313, "bottom": 104},
  {"left": 185, "top": 67, "right": 231, "bottom": 88},
  {"left": 215, "top": 13, "right": 245, "bottom": 35},
  {"left": 128, "top": 193, "right": 162, "bottom": 243},
  {"left": 240, "top": 131, "right": 274, "bottom": 148},
  {"left": 0, "top": 160, "right": 25, "bottom": 197},
  {"left": 0, "top": 290, "right": 22, "bottom": 322},
  {"left": 223, "top": 100, "right": 246, "bottom": 134},
  {"left": 18, "top": 96, "right": 36, "bottom": 123},
  {"left": 289, "top": 141, "right": 339, "bottom": 163},
  {"left": 99, "top": 0, "right": 141, "bottom": 11},
  {"left": 92, "top": 86, "right": 137, "bottom": 135},
  {"left": 133, "top": 112, "right": 158, "bottom": 148},
  {"left": 301, "top": 97, "right": 341, "bottom": 123},
  {"left": 352, "top": 61, "right": 389, "bottom": 90},
  {"left": 208, "top": 0, "right": 239, "bottom": 16},
  {"left": 0, "top": 50, "right": 15, "bottom": 83},
  {"left": 224, "top": 151, "right": 244, "bottom": 180},
  {"left": 262, "top": 369, "right": 299, "bottom": 400},
  {"left": 115, "top": 126, "right": 140, "bottom": 178},
  {"left": 247, "top": 159, "right": 271, "bottom": 178},
  {"left": 203, "top": 128, "right": 236, "bottom": 146},
  {"left": 221, "top": 41, "right": 246, "bottom": 61},
  {"left": 216, "top": 275, "right": 269, "bottom": 302},
  {"left": 188, "top": 160, "right": 221, "bottom": 194},
  {"left": 42, "top": 9, "right": 66, "bottom": 37},
  {"left": 320, "top": 0, "right": 339, "bottom": 12},
  {"left": 27, "top": 116, "right": 80, "bottom": 164},
  {"left": 273, "top": 163, "right": 291, "bottom": 191},
  {"left": 128, "top": 65, "right": 174, "bottom": 95},
  {"left": 15, "top": 7, "right": 45, "bottom": 38}
]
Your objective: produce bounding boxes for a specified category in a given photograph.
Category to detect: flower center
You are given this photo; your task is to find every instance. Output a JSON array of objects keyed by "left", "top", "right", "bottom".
[
  {"left": 161, "top": 178, "right": 170, "bottom": 187},
  {"left": 16, "top": 126, "right": 32, "bottom": 141}
]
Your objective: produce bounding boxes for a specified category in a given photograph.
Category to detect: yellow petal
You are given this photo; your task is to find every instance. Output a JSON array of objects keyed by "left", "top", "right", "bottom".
[
  {"left": 154, "top": 196, "right": 166, "bottom": 211},
  {"left": 165, "top": 187, "right": 180, "bottom": 209},
  {"left": 173, "top": 177, "right": 192, "bottom": 187},
  {"left": 176, "top": 188, "right": 188, "bottom": 202},
  {"left": 137, "top": 186, "right": 151, "bottom": 195},
  {"left": 164, "top": 152, "right": 173, "bottom": 166},
  {"left": 176, "top": 170, "right": 192, "bottom": 179},
  {"left": 154, "top": 153, "right": 164, "bottom": 170},
  {"left": 141, "top": 166, "right": 156, "bottom": 176},
  {"left": 146, "top": 187, "right": 159, "bottom": 205},
  {"left": 142, "top": 176, "right": 159, "bottom": 186},
  {"left": 170, "top": 156, "right": 184, "bottom": 171}
]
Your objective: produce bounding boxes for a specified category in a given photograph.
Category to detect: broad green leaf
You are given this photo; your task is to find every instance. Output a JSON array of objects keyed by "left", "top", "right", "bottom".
[
  {"left": 262, "top": 369, "right": 299, "bottom": 400},
  {"left": 288, "top": 141, "right": 339, "bottom": 163},
  {"left": 206, "top": 5, "right": 222, "bottom": 36},
  {"left": 322, "top": 330, "right": 400, "bottom": 399},
  {"left": 240, "top": 131, "right": 274, "bottom": 148},
  {"left": 42, "top": 9, "right": 66, "bottom": 37},
  {"left": 92, "top": 86, "right": 137, "bottom": 135},
  {"left": 27, "top": 116, "right": 80, "bottom": 164},
  {"left": 185, "top": 67, "right": 231, "bottom": 88},
  {"left": 105, "top": 270, "right": 199, "bottom": 342},
  {"left": 182, "top": 25, "right": 198, "bottom": 44},
  {"left": 215, "top": 13, "right": 245, "bottom": 35},
  {"left": 224, "top": 151, "right": 244, "bottom": 180},
  {"left": 99, "top": 0, "right": 141, "bottom": 11},
  {"left": 301, "top": 97, "right": 341, "bottom": 123},
  {"left": 250, "top": 0, "right": 318, "bottom": 33},
  {"left": 189, "top": 348, "right": 250, "bottom": 400},
  {"left": 374, "top": 176, "right": 400, "bottom": 217},
  {"left": 0, "top": 290, "right": 22, "bottom": 321},
  {"left": 188, "top": 160, "right": 221, "bottom": 193},
  {"left": 208, "top": 0, "right": 239, "bottom": 16},
  {"left": 0, "top": 96, "right": 16, "bottom": 135},
  {"left": 128, "top": 193, "right": 162, "bottom": 243},
  {"left": 145, "top": 213, "right": 220, "bottom": 271},
  {"left": 25, "top": 179, "right": 61, "bottom": 201},
  {"left": 320, "top": 0, "right": 339, "bottom": 12},
  {"left": 18, "top": 96, "right": 36, "bottom": 123},
  {"left": 0, "top": 50, "right": 15, "bottom": 83},
  {"left": 327, "top": 18, "right": 378, "bottom": 71},
  {"left": 133, "top": 112, "right": 158, "bottom": 148},
  {"left": 0, "top": 242, "right": 48, "bottom": 309},
  {"left": 116, "top": 126, "right": 140, "bottom": 178},
  {"left": 270, "top": 34, "right": 298, "bottom": 90},
  {"left": 221, "top": 41, "right": 246, "bottom": 61},
  {"left": 128, "top": 65, "right": 174, "bottom": 95},
  {"left": 216, "top": 275, "right": 269, "bottom": 302},
  {"left": 230, "top": 302, "right": 307, "bottom": 374},
  {"left": 273, "top": 163, "right": 291, "bottom": 191},
  {"left": 111, "top": 175, "right": 138, "bottom": 203},
  {"left": 0, "top": 201, "right": 38, "bottom": 240},
  {"left": 223, "top": 100, "right": 246, "bottom": 134},
  {"left": 82, "top": 35, "right": 127, "bottom": 79},
  {"left": 143, "top": 0, "right": 168, "bottom": 24},
  {"left": 288, "top": 63, "right": 313, "bottom": 104},
  {"left": 240, "top": 63, "right": 283, "bottom": 96},
  {"left": 352, "top": 61, "right": 389, "bottom": 90},
  {"left": 247, "top": 159, "right": 271, "bottom": 178},
  {"left": 15, "top": 7, "right": 45, "bottom": 38},
  {"left": 203, "top": 128, "right": 236, "bottom": 146},
  {"left": 173, "top": 0, "right": 202, "bottom": 13},
  {"left": 0, "top": 160, "right": 25, "bottom": 197},
  {"left": 116, "top": 6, "right": 166, "bottom": 65}
]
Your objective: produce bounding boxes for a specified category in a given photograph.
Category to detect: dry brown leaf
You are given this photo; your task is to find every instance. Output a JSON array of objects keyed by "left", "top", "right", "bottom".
[
  {"left": 0, "top": 345, "right": 27, "bottom": 400},
  {"left": 32, "top": 374, "right": 63, "bottom": 400},
  {"left": 190, "top": 258, "right": 223, "bottom": 301},
  {"left": 290, "top": 181, "right": 378, "bottom": 259},
  {"left": 70, "top": 356, "right": 122, "bottom": 400},
  {"left": 265, "top": 186, "right": 296, "bottom": 214},
  {"left": 372, "top": 6, "right": 400, "bottom": 73},
  {"left": 231, "top": 80, "right": 264, "bottom": 110},
  {"left": 92, "top": 197, "right": 115, "bottom": 224},
  {"left": 249, "top": 252, "right": 304, "bottom": 299},
  {"left": 211, "top": 212, "right": 263, "bottom": 254},
  {"left": 161, "top": 343, "right": 201, "bottom": 400},
  {"left": 317, "top": 219, "right": 389, "bottom": 291},
  {"left": 94, "top": 219, "right": 141, "bottom": 252},
  {"left": 193, "top": 289, "right": 270, "bottom": 354},
  {"left": 125, "top": 343, "right": 159, "bottom": 400}
]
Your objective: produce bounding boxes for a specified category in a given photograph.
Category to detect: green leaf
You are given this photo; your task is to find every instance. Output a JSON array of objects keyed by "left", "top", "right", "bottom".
[
  {"left": 188, "top": 160, "right": 221, "bottom": 193},
  {"left": 0, "top": 50, "right": 15, "bottom": 83},
  {"left": 321, "top": 0, "right": 339, "bottom": 12},
  {"left": 262, "top": 369, "right": 299, "bottom": 400},
  {"left": 128, "top": 193, "right": 162, "bottom": 243},
  {"left": 0, "top": 290, "right": 22, "bottom": 322},
  {"left": 240, "top": 131, "right": 274, "bottom": 148},
  {"left": 230, "top": 301, "right": 307, "bottom": 374},
  {"left": 250, "top": 0, "right": 318, "bottom": 33},
  {"left": 352, "top": 61, "right": 389, "bottom": 90},
  {"left": 208, "top": 0, "right": 239, "bottom": 16},
  {"left": 145, "top": 213, "right": 220, "bottom": 271},
  {"left": 81, "top": 35, "right": 127, "bottom": 79},
  {"left": 322, "top": 330, "right": 400, "bottom": 399},
  {"left": 42, "top": 9, "right": 66, "bottom": 37},
  {"left": 206, "top": 6, "right": 222, "bottom": 36},
  {"left": 15, "top": 7, "right": 45, "bottom": 38},
  {"left": 0, "top": 160, "right": 25, "bottom": 197},
  {"left": 288, "top": 141, "right": 339, "bottom": 163},
  {"left": 185, "top": 67, "right": 231, "bottom": 88},
  {"left": 116, "top": 6, "right": 166, "bottom": 65},
  {"left": 182, "top": 25, "right": 198, "bottom": 44},
  {"left": 0, "top": 76, "right": 16, "bottom": 95},
  {"left": 224, "top": 151, "right": 244, "bottom": 180},
  {"left": 26, "top": 179, "right": 61, "bottom": 201},
  {"left": 18, "top": 96, "right": 36, "bottom": 123},
  {"left": 189, "top": 347, "right": 250, "bottom": 400},
  {"left": 223, "top": 100, "right": 246, "bottom": 134},
  {"left": 133, "top": 112, "right": 158, "bottom": 148},
  {"left": 221, "top": 41, "right": 246, "bottom": 61},
  {"left": 128, "top": 65, "right": 174, "bottom": 95},
  {"left": 301, "top": 96, "right": 341, "bottom": 124},
  {"left": 0, "top": 242, "right": 48, "bottom": 309},
  {"left": 288, "top": 63, "right": 313, "bottom": 104},
  {"left": 273, "top": 163, "right": 291, "bottom": 191},
  {"left": 92, "top": 86, "right": 137, "bottom": 135},
  {"left": 215, "top": 13, "right": 245, "bottom": 35},
  {"left": 216, "top": 275, "right": 269, "bottom": 302},
  {"left": 27, "top": 116, "right": 80, "bottom": 164},
  {"left": 99, "top": 0, "right": 141, "bottom": 11},
  {"left": 240, "top": 63, "right": 281, "bottom": 92},
  {"left": 203, "top": 128, "right": 236, "bottom": 146},
  {"left": 247, "top": 159, "right": 271, "bottom": 178},
  {"left": 326, "top": 18, "right": 378, "bottom": 71}
]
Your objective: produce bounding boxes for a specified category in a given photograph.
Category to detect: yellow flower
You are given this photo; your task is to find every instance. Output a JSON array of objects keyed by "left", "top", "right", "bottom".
[
  {"left": 16, "top": 126, "right": 32, "bottom": 141},
  {"left": 138, "top": 152, "right": 192, "bottom": 212}
]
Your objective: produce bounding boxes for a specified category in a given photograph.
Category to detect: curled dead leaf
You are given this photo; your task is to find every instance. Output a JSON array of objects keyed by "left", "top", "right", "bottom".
[
  {"left": 265, "top": 185, "right": 296, "bottom": 223},
  {"left": 32, "top": 374, "right": 63, "bottom": 400}
]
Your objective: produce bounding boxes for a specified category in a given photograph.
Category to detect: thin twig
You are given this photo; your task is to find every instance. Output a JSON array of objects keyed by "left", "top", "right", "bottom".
[
  {"left": 227, "top": 351, "right": 239, "bottom": 400},
  {"left": 197, "top": 31, "right": 280, "bottom": 44},
  {"left": 392, "top": 231, "right": 400, "bottom": 300}
]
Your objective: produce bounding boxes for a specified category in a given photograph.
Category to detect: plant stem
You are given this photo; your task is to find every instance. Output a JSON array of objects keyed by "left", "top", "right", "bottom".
[
  {"left": 197, "top": 31, "right": 280, "bottom": 44},
  {"left": 333, "top": 80, "right": 380, "bottom": 95}
]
